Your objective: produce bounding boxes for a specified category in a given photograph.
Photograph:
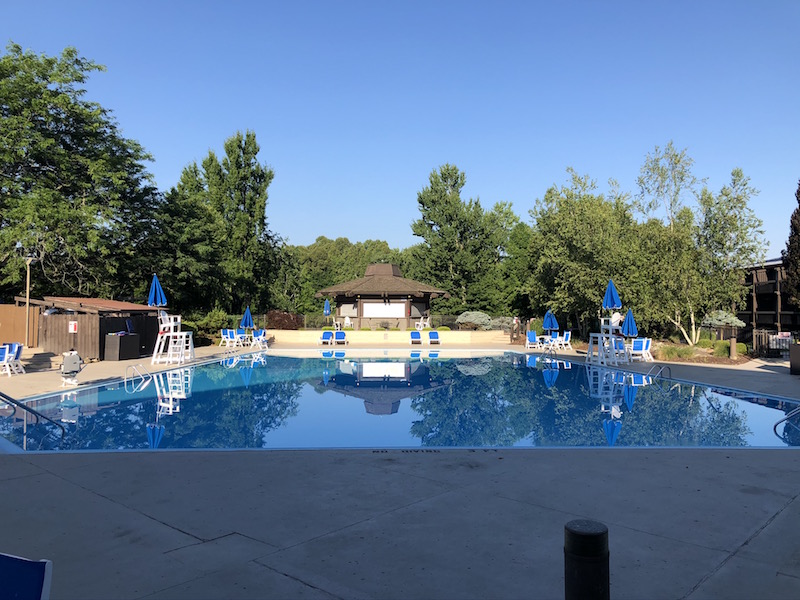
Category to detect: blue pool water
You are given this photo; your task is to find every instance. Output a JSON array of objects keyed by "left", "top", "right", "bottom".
[{"left": 1, "top": 351, "right": 798, "bottom": 452}]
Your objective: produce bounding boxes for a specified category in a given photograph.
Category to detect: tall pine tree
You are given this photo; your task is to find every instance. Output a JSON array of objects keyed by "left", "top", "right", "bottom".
[{"left": 782, "top": 179, "right": 800, "bottom": 308}]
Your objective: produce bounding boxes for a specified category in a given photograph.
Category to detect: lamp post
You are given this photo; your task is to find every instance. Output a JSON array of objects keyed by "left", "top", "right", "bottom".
[{"left": 24, "top": 253, "right": 37, "bottom": 347}]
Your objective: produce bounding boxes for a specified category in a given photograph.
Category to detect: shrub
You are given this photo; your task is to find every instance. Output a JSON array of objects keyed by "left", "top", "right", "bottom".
[
  {"left": 527, "top": 318, "right": 543, "bottom": 335},
  {"left": 697, "top": 339, "right": 713, "bottom": 349},
  {"left": 713, "top": 340, "right": 748, "bottom": 357},
  {"left": 456, "top": 311, "right": 492, "bottom": 330},
  {"left": 437, "top": 326, "right": 451, "bottom": 331},
  {"left": 266, "top": 310, "right": 304, "bottom": 330},
  {"left": 655, "top": 345, "right": 696, "bottom": 360},
  {"left": 490, "top": 316, "right": 514, "bottom": 332},
  {"left": 193, "top": 308, "right": 231, "bottom": 337}
]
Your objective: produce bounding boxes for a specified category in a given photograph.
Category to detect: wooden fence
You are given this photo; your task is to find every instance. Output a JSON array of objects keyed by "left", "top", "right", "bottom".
[
  {"left": 0, "top": 304, "right": 40, "bottom": 346},
  {"left": 40, "top": 313, "right": 99, "bottom": 359}
]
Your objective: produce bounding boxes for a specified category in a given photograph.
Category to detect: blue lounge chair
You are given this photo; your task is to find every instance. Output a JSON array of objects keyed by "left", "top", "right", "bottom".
[
  {"left": 428, "top": 331, "right": 440, "bottom": 345},
  {"left": 334, "top": 331, "right": 348, "bottom": 345},
  {"left": 410, "top": 330, "right": 422, "bottom": 345},
  {"left": 318, "top": 330, "right": 334, "bottom": 345}
]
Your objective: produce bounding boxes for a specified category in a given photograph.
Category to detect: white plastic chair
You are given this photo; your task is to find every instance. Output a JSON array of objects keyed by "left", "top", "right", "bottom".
[
  {"left": 250, "top": 329, "right": 269, "bottom": 349},
  {"left": 525, "top": 331, "right": 542, "bottom": 349}
]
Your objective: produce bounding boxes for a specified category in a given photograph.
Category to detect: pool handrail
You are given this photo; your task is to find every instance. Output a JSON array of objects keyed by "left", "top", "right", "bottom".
[{"left": 0, "top": 390, "right": 66, "bottom": 439}]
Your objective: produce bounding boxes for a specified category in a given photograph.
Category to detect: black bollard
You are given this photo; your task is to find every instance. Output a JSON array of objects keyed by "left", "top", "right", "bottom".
[{"left": 564, "top": 519, "right": 609, "bottom": 600}]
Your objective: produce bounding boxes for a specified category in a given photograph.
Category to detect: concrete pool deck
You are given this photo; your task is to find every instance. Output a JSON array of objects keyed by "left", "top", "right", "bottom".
[{"left": 1, "top": 342, "right": 799, "bottom": 599}]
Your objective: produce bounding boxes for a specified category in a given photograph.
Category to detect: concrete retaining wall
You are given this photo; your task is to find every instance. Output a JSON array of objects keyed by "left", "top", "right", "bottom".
[{"left": 264, "top": 329, "right": 509, "bottom": 346}]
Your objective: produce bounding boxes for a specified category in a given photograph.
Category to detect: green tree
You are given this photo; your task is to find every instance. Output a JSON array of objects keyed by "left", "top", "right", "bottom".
[
  {"left": 636, "top": 141, "right": 700, "bottom": 230},
  {"left": 410, "top": 164, "right": 516, "bottom": 314},
  {"left": 782, "top": 179, "right": 800, "bottom": 308},
  {"left": 696, "top": 168, "right": 765, "bottom": 312},
  {"left": 0, "top": 43, "right": 160, "bottom": 300},
  {"left": 528, "top": 169, "right": 639, "bottom": 337},
  {"left": 203, "top": 131, "right": 277, "bottom": 313},
  {"left": 152, "top": 164, "right": 226, "bottom": 313}
]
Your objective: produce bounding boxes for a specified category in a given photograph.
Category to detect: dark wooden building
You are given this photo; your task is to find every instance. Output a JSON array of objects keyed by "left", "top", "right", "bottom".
[
  {"left": 317, "top": 264, "right": 449, "bottom": 330},
  {"left": 738, "top": 258, "right": 800, "bottom": 333},
  {"left": 18, "top": 297, "right": 161, "bottom": 361}
]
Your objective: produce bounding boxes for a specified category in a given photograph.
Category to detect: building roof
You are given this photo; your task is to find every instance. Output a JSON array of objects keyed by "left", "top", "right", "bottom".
[
  {"left": 316, "top": 264, "right": 449, "bottom": 299},
  {"left": 18, "top": 296, "right": 159, "bottom": 315}
]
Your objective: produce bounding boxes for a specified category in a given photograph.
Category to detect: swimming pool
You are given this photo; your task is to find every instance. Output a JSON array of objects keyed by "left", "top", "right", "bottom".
[{"left": 1, "top": 351, "right": 798, "bottom": 451}]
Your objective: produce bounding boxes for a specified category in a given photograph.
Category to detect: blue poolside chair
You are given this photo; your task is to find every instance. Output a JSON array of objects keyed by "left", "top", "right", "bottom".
[
  {"left": 557, "top": 331, "right": 573, "bottom": 350},
  {"left": 318, "top": 330, "right": 334, "bottom": 345},
  {"left": 410, "top": 330, "right": 422, "bottom": 345},
  {"left": 219, "top": 329, "right": 237, "bottom": 348},
  {"left": 428, "top": 331, "right": 440, "bottom": 345},
  {"left": 0, "top": 551, "right": 52, "bottom": 600},
  {"left": 525, "top": 331, "right": 542, "bottom": 350},
  {"left": 334, "top": 331, "right": 348, "bottom": 345},
  {"left": 250, "top": 329, "right": 269, "bottom": 349},
  {"left": 1, "top": 343, "right": 25, "bottom": 376},
  {"left": 628, "top": 338, "right": 654, "bottom": 362}
]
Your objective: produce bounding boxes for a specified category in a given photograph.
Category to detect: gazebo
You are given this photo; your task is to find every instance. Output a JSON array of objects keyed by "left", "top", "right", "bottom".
[{"left": 316, "top": 264, "right": 449, "bottom": 330}]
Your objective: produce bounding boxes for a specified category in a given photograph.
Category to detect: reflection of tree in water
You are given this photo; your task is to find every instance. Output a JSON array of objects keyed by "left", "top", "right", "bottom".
[
  {"left": 49, "top": 361, "right": 304, "bottom": 450},
  {"left": 409, "top": 357, "right": 753, "bottom": 448},
  {"left": 411, "top": 357, "right": 572, "bottom": 447}
]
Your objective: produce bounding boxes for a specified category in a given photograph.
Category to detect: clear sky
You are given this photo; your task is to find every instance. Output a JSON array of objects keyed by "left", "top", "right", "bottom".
[{"left": 4, "top": 1, "right": 799, "bottom": 256}]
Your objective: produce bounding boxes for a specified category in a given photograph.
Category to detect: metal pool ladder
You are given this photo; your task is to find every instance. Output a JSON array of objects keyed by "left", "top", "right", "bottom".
[
  {"left": 125, "top": 364, "right": 152, "bottom": 393},
  {"left": 774, "top": 405, "right": 800, "bottom": 443}
]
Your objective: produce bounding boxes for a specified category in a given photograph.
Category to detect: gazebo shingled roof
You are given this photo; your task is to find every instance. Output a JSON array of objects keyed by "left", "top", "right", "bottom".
[{"left": 316, "top": 264, "right": 449, "bottom": 299}]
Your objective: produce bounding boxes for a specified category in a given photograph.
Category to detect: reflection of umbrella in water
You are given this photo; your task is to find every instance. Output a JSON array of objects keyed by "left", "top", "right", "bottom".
[
  {"left": 322, "top": 368, "right": 329, "bottom": 385},
  {"left": 240, "top": 306, "right": 254, "bottom": 329},
  {"left": 623, "top": 381, "right": 637, "bottom": 412},
  {"left": 542, "top": 310, "right": 559, "bottom": 332},
  {"left": 239, "top": 365, "right": 253, "bottom": 388},
  {"left": 542, "top": 367, "right": 559, "bottom": 388},
  {"left": 620, "top": 308, "right": 638, "bottom": 338},
  {"left": 148, "top": 273, "right": 167, "bottom": 307},
  {"left": 602, "top": 419, "right": 622, "bottom": 446},
  {"left": 147, "top": 423, "right": 165, "bottom": 449},
  {"left": 602, "top": 279, "right": 622, "bottom": 311}
]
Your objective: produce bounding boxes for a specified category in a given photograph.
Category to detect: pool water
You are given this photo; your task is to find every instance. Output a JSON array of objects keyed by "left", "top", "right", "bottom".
[{"left": 2, "top": 352, "right": 798, "bottom": 451}]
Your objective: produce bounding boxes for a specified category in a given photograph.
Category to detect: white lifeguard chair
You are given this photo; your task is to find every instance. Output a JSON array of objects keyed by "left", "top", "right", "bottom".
[{"left": 152, "top": 313, "right": 194, "bottom": 365}]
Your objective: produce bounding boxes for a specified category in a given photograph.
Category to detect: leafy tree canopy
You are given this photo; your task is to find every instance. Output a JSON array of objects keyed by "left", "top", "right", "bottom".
[{"left": 0, "top": 42, "right": 160, "bottom": 300}]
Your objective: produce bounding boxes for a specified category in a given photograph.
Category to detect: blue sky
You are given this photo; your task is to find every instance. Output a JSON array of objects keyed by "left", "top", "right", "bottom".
[{"left": 4, "top": 1, "right": 799, "bottom": 256}]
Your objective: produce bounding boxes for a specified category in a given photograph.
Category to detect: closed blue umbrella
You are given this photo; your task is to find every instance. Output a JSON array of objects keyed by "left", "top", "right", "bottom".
[
  {"left": 602, "top": 279, "right": 622, "bottom": 311},
  {"left": 542, "top": 310, "right": 559, "bottom": 332},
  {"left": 603, "top": 419, "right": 622, "bottom": 446},
  {"left": 239, "top": 366, "right": 253, "bottom": 388},
  {"left": 620, "top": 308, "right": 638, "bottom": 338},
  {"left": 240, "top": 306, "right": 254, "bottom": 329},
  {"left": 623, "top": 383, "right": 637, "bottom": 412},
  {"left": 148, "top": 273, "right": 167, "bottom": 307},
  {"left": 542, "top": 367, "right": 559, "bottom": 388},
  {"left": 147, "top": 423, "right": 165, "bottom": 449},
  {"left": 323, "top": 299, "right": 331, "bottom": 316}
]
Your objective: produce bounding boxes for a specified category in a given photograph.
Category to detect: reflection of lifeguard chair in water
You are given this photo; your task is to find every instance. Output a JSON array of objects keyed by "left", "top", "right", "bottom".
[{"left": 153, "top": 368, "right": 193, "bottom": 417}]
